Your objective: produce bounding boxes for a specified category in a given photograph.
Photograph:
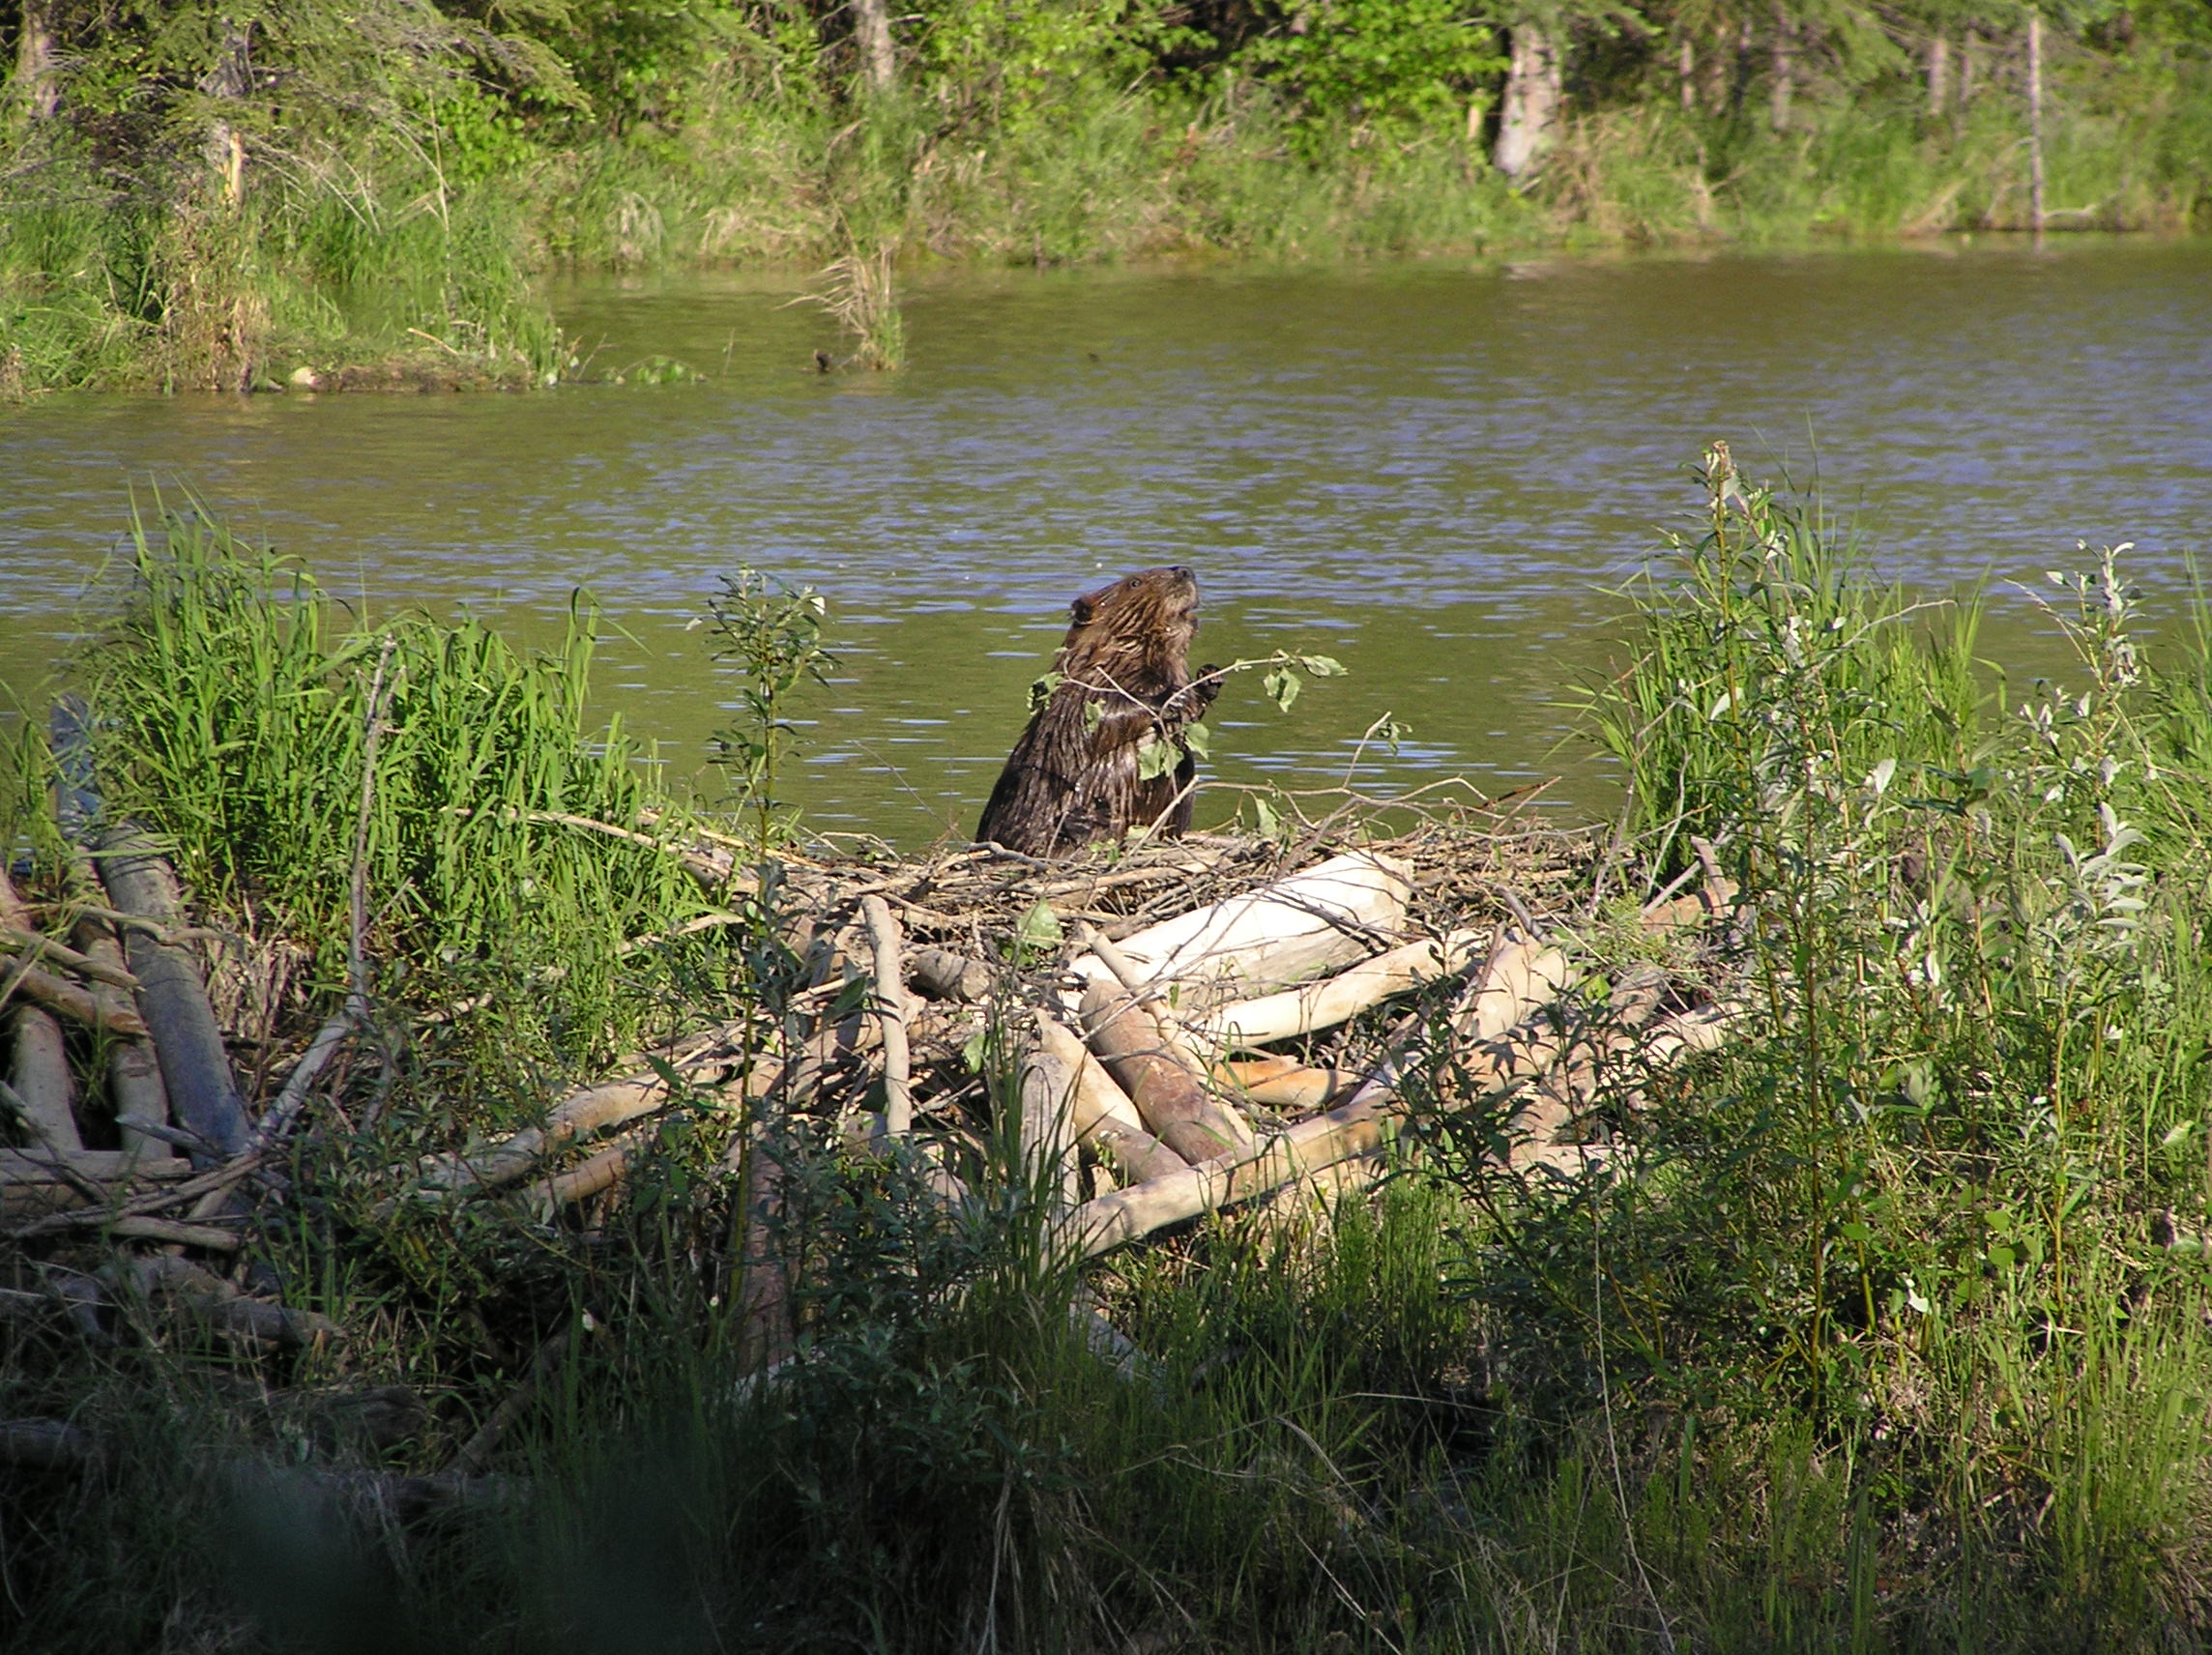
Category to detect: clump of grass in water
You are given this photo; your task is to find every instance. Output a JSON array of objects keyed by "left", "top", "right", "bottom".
[{"left": 791, "top": 243, "right": 904, "bottom": 370}]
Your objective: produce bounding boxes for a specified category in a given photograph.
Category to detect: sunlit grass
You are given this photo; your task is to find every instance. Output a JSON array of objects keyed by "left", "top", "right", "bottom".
[{"left": 9, "top": 466, "right": 2212, "bottom": 1649}]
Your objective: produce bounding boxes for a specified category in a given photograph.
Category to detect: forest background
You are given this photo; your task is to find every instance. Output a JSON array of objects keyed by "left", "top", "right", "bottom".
[{"left": 2, "top": 0, "right": 2209, "bottom": 392}]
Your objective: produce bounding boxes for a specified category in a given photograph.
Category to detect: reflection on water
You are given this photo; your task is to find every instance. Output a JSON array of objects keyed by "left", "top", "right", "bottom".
[{"left": 3, "top": 238, "right": 2208, "bottom": 845}]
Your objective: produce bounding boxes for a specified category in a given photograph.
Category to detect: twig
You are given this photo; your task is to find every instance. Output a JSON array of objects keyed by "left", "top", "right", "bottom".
[
  {"left": 447, "top": 1331, "right": 569, "bottom": 1476},
  {"left": 114, "top": 1116, "right": 219, "bottom": 1157},
  {"left": 406, "top": 326, "right": 467, "bottom": 358},
  {"left": 0, "top": 925, "right": 140, "bottom": 990},
  {"left": 30, "top": 902, "right": 230, "bottom": 949}
]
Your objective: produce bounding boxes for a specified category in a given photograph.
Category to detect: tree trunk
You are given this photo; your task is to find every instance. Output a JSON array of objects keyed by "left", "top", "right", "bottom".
[
  {"left": 2025, "top": 9, "right": 2046, "bottom": 238},
  {"left": 853, "top": 0, "right": 894, "bottom": 95},
  {"left": 1959, "top": 28, "right": 1978, "bottom": 106},
  {"left": 1767, "top": 5, "right": 1794, "bottom": 131},
  {"left": 1700, "top": 23, "right": 1727, "bottom": 111},
  {"left": 1493, "top": 22, "right": 1562, "bottom": 179},
  {"left": 1677, "top": 35, "right": 1696, "bottom": 112},
  {"left": 1927, "top": 34, "right": 1950, "bottom": 118},
  {"left": 197, "top": 22, "right": 251, "bottom": 205},
  {"left": 14, "top": 0, "right": 59, "bottom": 118}
]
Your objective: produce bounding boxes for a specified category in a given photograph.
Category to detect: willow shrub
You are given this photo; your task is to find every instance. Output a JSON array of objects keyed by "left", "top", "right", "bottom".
[{"left": 1420, "top": 450, "right": 2212, "bottom": 1639}]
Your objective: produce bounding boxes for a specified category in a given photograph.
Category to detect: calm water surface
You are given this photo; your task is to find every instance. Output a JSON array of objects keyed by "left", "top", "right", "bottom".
[{"left": 3, "top": 238, "right": 2208, "bottom": 845}]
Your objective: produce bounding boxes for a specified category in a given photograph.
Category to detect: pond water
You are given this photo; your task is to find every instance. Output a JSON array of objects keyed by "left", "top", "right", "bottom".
[{"left": 3, "top": 236, "right": 2208, "bottom": 847}]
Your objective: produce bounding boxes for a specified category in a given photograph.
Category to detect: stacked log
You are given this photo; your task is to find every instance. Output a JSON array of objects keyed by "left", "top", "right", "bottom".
[
  {"left": 6, "top": 750, "right": 1736, "bottom": 1406},
  {"left": 364, "top": 841, "right": 1738, "bottom": 1343}
]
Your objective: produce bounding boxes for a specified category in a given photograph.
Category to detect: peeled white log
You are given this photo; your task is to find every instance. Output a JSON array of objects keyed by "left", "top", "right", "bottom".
[
  {"left": 3, "top": 958, "right": 149, "bottom": 1039},
  {"left": 0, "top": 925, "right": 140, "bottom": 990},
  {"left": 1069, "top": 944, "right": 1719, "bottom": 1259},
  {"left": 523, "top": 1125, "right": 656, "bottom": 1218},
  {"left": 0, "top": 872, "right": 78, "bottom": 1150},
  {"left": 1197, "top": 927, "right": 1484, "bottom": 1050},
  {"left": 1073, "top": 1089, "right": 1396, "bottom": 1258},
  {"left": 107, "top": 1215, "right": 241, "bottom": 1250},
  {"left": 859, "top": 896, "right": 915, "bottom": 1135},
  {"left": 908, "top": 947, "right": 992, "bottom": 1003},
  {"left": 1018, "top": 1050, "right": 1081, "bottom": 1212},
  {"left": 6, "top": 1007, "right": 81, "bottom": 1151},
  {"left": 1035, "top": 1016, "right": 1145, "bottom": 1132},
  {"left": 1068, "top": 850, "right": 1412, "bottom": 1010},
  {"left": 410, "top": 1024, "right": 745, "bottom": 1195},
  {"left": 1451, "top": 935, "right": 1572, "bottom": 1042}
]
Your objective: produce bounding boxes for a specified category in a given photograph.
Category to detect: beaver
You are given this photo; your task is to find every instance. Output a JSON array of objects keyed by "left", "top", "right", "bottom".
[{"left": 975, "top": 566, "right": 1219, "bottom": 858}]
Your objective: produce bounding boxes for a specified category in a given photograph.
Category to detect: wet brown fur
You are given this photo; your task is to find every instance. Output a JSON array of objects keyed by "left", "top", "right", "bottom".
[{"left": 975, "top": 566, "right": 1217, "bottom": 858}]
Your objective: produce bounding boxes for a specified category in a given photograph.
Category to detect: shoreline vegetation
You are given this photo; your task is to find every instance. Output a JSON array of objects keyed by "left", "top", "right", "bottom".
[
  {"left": 7, "top": 452, "right": 2212, "bottom": 1648},
  {"left": 3, "top": 0, "right": 2210, "bottom": 392}
]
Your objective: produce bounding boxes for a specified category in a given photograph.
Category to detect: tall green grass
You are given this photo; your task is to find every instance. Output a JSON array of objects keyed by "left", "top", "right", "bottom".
[
  {"left": 0, "top": 152, "right": 562, "bottom": 392},
  {"left": 11, "top": 472, "right": 2212, "bottom": 1650},
  {"left": 9, "top": 33, "right": 2210, "bottom": 395},
  {"left": 82, "top": 503, "right": 735, "bottom": 1105}
]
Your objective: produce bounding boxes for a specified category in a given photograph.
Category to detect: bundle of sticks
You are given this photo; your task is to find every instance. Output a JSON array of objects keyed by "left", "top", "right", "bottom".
[
  {"left": 1, "top": 833, "right": 259, "bottom": 1230},
  {"left": 393, "top": 838, "right": 1741, "bottom": 1285}
]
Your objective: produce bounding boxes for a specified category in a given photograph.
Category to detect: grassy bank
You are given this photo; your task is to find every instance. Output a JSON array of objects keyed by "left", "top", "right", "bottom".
[
  {"left": 6, "top": 456, "right": 2212, "bottom": 1648},
  {"left": 4, "top": 0, "right": 2209, "bottom": 393}
]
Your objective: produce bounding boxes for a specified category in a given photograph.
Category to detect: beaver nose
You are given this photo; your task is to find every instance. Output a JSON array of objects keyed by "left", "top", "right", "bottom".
[{"left": 1170, "top": 565, "right": 1195, "bottom": 582}]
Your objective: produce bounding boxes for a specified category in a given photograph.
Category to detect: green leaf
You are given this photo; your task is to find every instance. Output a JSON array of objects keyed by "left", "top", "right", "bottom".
[
  {"left": 1017, "top": 899, "right": 1062, "bottom": 948},
  {"left": 1300, "top": 654, "right": 1347, "bottom": 678},
  {"left": 1136, "top": 732, "right": 1180, "bottom": 781},
  {"left": 1264, "top": 669, "right": 1299, "bottom": 712},
  {"left": 1181, "top": 720, "right": 1210, "bottom": 759},
  {"left": 1028, "top": 671, "right": 1062, "bottom": 713}
]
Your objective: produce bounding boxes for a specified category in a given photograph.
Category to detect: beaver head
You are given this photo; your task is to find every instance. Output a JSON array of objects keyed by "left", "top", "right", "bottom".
[
  {"left": 1058, "top": 566, "right": 1199, "bottom": 693},
  {"left": 975, "top": 566, "right": 1215, "bottom": 857}
]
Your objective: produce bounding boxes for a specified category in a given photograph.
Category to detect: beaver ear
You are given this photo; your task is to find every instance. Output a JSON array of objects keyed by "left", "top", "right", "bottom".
[{"left": 1069, "top": 595, "right": 1097, "bottom": 625}]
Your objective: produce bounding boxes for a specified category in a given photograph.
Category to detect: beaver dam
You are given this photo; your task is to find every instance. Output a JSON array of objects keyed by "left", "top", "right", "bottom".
[
  {"left": 8, "top": 461, "right": 2212, "bottom": 1651},
  {"left": 0, "top": 807, "right": 1739, "bottom": 1367}
]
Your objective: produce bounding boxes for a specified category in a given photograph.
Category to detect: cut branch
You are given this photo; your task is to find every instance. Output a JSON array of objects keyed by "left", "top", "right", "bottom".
[{"left": 860, "top": 895, "right": 914, "bottom": 1134}]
